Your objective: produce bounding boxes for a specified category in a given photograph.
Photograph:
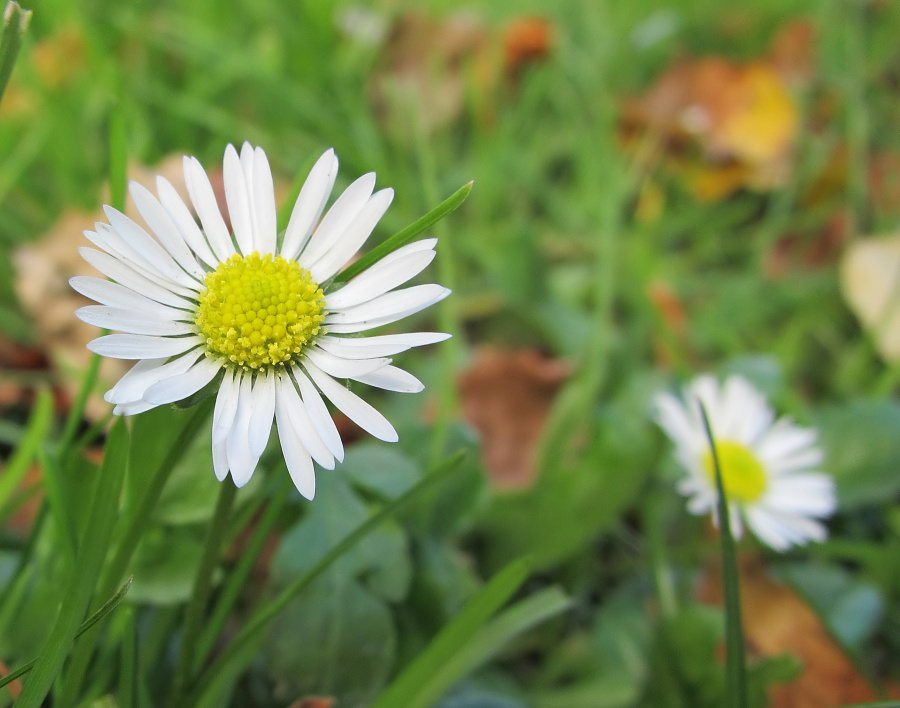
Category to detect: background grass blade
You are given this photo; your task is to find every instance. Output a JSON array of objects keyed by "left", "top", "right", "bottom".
[
  {"left": 336, "top": 180, "right": 472, "bottom": 283},
  {"left": 372, "top": 557, "right": 532, "bottom": 708},
  {"left": 0, "top": 1, "right": 30, "bottom": 105},
  {"left": 15, "top": 419, "right": 129, "bottom": 708},
  {"left": 699, "top": 402, "right": 748, "bottom": 708},
  {"left": 405, "top": 585, "right": 572, "bottom": 708}
]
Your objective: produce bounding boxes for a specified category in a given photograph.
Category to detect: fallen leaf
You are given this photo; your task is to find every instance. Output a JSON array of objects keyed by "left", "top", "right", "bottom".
[
  {"left": 624, "top": 19, "right": 808, "bottom": 200},
  {"left": 839, "top": 235, "right": 900, "bottom": 362},
  {"left": 698, "top": 555, "right": 897, "bottom": 707},
  {"left": 458, "top": 347, "right": 570, "bottom": 490},
  {"left": 502, "top": 16, "right": 554, "bottom": 81}
]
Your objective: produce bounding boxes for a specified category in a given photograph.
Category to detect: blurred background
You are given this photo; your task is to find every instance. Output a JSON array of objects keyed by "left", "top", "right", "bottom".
[{"left": 2, "top": 1, "right": 900, "bottom": 706}]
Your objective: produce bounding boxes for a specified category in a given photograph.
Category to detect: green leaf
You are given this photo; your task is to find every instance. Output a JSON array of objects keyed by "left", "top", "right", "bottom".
[
  {"left": 815, "top": 399, "right": 900, "bottom": 508},
  {"left": 336, "top": 180, "right": 472, "bottom": 283},
  {"left": 185, "top": 451, "right": 464, "bottom": 707},
  {"left": 373, "top": 557, "right": 531, "bottom": 708},
  {"left": 129, "top": 529, "right": 206, "bottom": 605},
  {"left": 339, "top": 442, "right": 422, "bottom": 500},
  {"left": 264, "top": 578, "right": 397, "bottom": 706},
  {"left": 270, "top": 471, "right": 412, "bottom": 603}
]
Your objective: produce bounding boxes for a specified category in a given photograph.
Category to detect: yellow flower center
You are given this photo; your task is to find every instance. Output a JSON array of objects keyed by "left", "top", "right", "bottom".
[
  {"left": 195, "top": 252, "right": 325, "bottom": 371},
  {"left": 702, "top": 440, "right": 767, "bottom": 503}
]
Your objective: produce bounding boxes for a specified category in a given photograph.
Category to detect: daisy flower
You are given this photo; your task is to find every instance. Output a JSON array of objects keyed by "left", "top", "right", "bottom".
[
  {"left": 71, "top": 143, "right": 450, "bottom": 499},
  {"left": 652, "top": 374, "right": 835, "bottom": 551}
]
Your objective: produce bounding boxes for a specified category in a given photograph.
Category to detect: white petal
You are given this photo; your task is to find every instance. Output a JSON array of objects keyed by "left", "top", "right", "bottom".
[
  {"left": 129, "top": 181, "right": 205, "bottom": 279},
  {"left": 274, "top": 407, "right": 317, "bottom": 499},
  {"left": 251, "top": 145, "right": 277, "bottom": 255},
  {"left": 275, "top": 376, "right": 334, "bottom": 469},
  {"left": 156, "top": 176, "right": 219, "bottom": 268},
  {"left": 184, "top": 155, "right": 235, "bottom": 262},
  {"left": 85, "top": 226, "right": 198, "bottom": 300},
  {"left": 78, "top": 248, "right": 198, "bottom": 310},
  {"left": 142, "top": 357, "right": 221, "bottom": 405},
  {"left": 762, "top": 474, "right": 836, "bottom": 516},
  {"left": 292, "top": 367, "right": 344, "bottom": 462},
  {"left": 212, "top": 441, "right": 230, "bottom": 481},
  {"left": 76, "top": 306, "right": 195, "bottom": 336},
  {"left": 353, "top": 365, "right": 424, "bottom": 393},
  {"left": 303, "top": 347, "right": 389, "bottom": 379},
  {"left": 103, "top": 206, "right": 202, "bottom": 290},
  {"left": 227, "top": 374, "right": 261, "bottom": 488},
  {"left": 106, "top": 354, "right": 200, "bottom": 404},
  {"left": 325, "top": 247, "right": 435, "bottom": 310},
  {"left": 302, "top": 360, "right": 397, "bottom": 442},
  {"left": 113, "top": 400, "right": 157, "bottom": 416},
  {"left": 248, "top": 369, "right": 276, "bottom": 458},
  {"left": 324, "top": 285, "right": 450, "bottom": 333},
  {"left": 308, "top": 188, "right": 394, "bottom": 282},
  {"left": 70, "top": 276, "right": 193, "bottom": 316},
  {"left": 316, "top": 332, "right": 450, "bottom": 359},
  {"left": 223, "top": 144, "right": 254, "bottom": 255},
  {"left": 212, "top": 368, "right": 240, "bottom": 444},
  {"left": 282, "top": 149, "right": 338, "bottom": 261},
  {"left": 88, "top": 334, "right": 203, "bottom": 360},
  {"left": 299, "top": 172, "right": 376, "bottom": 268}
]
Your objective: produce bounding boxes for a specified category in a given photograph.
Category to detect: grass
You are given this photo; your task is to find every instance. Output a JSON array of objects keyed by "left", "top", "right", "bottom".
[{"left": 1, "top": 0, "right": 899, "bottom": 706}]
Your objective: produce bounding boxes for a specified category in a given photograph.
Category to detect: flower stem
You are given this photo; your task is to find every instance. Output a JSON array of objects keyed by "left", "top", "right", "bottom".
[{"left": 171, "top": 480, "right": 237, "bottom": 703}]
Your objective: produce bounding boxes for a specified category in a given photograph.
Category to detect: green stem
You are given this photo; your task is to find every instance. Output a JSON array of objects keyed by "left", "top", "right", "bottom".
[
  {"left": 171, "top": 481, "right": 237, "bottom": 702},
  {"left": 195, "top": 482, "right": 288, "bottom": 663},
  {"left": 698, "top": 404, "right": 748, "bottom": 708}
]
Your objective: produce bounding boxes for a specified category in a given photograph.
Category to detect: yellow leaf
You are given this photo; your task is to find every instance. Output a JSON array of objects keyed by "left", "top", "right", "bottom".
[{"left": 840, "top": 235, "right": 900, "bottom": 362}]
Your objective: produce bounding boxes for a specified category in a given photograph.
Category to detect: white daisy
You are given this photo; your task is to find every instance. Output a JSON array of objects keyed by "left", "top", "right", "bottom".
[
  {"left": 653, "top": 374, "right": 836, "bottom": 551},
  {"left": 71, "top": 142, "right": 450, "bottom": 499}
]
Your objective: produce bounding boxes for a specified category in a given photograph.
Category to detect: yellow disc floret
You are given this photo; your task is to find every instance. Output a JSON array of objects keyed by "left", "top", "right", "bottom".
[
  {"left": 702, "top": 440, "right": 767, "bottom": 503},
  {"left": 195, "top": 252, "right": 325, "bottom": 370}
]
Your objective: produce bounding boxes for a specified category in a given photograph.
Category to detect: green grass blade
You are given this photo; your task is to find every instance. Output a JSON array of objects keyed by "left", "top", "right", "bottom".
[
  {"left": 15, "top": 420, "right": 129, "bottom": 707},
  {"left": 698, "top": 403, "right": 748, "bottom": 708},
  {"left": 0, "top": 1, "right": 30, "bottom": 106},
  {"left": 0, "top": 576, "right": 132, "bottom": 691},
  {"left": 0, "top": 387, "right": 51, "bottom": 519},
  {"left": 118, "top": 609, "right": 138, "bottom": 708},
  {"left": 408, "top": 586, "right": 571, "bottom": 708},
  {"left": 335, "top": 180, "right": 472, "bottom": 283},
  {"left": 195, "top": 482, "right": 289, "bottom": 664},
  {"left": 184, "top": 451, "right": 465, "bottom": 707},
  {"left": 372, "top": 557, "right": 532, "bottom": 708}
]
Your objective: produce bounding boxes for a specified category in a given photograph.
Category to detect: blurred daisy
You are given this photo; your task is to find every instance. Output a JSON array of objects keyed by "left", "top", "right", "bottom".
[
  {"left": 72, "top": 143, "right": 450, "bottom": 499},
  {"left": 653, "top": 374, "right": 835, "bottom": 551}
]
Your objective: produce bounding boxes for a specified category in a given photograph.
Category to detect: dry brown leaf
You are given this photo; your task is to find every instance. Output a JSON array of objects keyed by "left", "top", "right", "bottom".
[
  {"left": 625, "top": 19, "right": 810, "bottom": 200},
  {"left": 458, "top": 347, "right": 570, "bottom": 490},
  {"left": 288, "top": 698, "right": 335, "bottom": 708},
  {"left": 698, "top": 555, "right": 896, "bottom": 708},
  {"left": 840, "top": 235, "right": 900, "bottom": 362},
  {"left": 12, "top": 156, "right": 224, "bottom": 421},
  {"left": 370, "top": 11, "right": 555, "bottom": 137},
  {"left": 502, "top": 17, "right": 554, "bottom": 80}
]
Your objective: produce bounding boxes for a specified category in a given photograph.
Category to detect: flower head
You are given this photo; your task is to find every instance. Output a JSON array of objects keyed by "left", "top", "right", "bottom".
[
  {"left": 653, "top": 374, "right": 835, "bottom": 551},
  {"left": 72, "top": 143, "right": 450, "bottom": 499}
]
